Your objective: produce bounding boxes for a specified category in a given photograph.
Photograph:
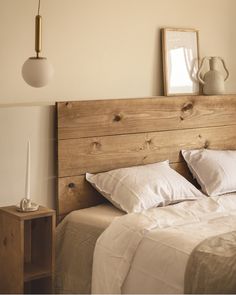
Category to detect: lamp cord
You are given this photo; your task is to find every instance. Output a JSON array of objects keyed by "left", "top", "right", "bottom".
[{"left": 37, "top": 0, "right": 41, "bottom": 15}]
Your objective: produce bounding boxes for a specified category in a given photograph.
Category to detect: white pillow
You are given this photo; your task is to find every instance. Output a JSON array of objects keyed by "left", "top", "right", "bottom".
[
  {"left": 182, "top": 149, "right": 236, "bottom": 197},
  {"left": 86, "top": 160, "right": 204, "bottom": 213}
]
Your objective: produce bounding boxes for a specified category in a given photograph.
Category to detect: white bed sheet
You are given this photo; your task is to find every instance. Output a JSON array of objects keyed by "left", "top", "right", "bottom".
[
  {"left": 55, "top": 203, "right": 124, "bottom": 294},
  {"left": 92, "top": 194, "right": 236, "bottom": 294}
]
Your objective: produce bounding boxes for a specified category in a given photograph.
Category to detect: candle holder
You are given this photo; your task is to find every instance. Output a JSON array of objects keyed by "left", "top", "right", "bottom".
[{"left": 16, "top": 198, "right": 39, "bottom": 212}]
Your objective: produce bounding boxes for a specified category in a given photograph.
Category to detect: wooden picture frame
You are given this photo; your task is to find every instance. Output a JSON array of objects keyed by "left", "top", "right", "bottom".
[{"left": 162, "top": 28, "right": 200, "bottom": 96}]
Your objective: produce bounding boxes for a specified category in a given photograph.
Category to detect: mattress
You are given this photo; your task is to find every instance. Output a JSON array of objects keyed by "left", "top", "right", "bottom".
[{"left": 55, "top": 203, "right": 124, "bottom": 294}]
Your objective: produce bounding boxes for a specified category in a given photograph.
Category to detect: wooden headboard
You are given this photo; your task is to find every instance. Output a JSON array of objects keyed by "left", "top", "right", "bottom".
[{"left": 57, "top": 95, "right": 236, "bottom": 220}]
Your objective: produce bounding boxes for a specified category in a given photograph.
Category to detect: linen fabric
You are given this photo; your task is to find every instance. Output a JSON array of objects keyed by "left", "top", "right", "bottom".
[
  {"left": 182, "top": 149, "right": 236, "bottom": 196},
  {"left": 92, "top": 194, "right": 236, "bottom": 294},
  {"left": 184, "top": 230, "right": 236, "bottom": 294},
  {"left": 86, "top": 160, "right": 204, "bottom": 213},
  {"left": 55, "top": 203, "right": 124, "bottom": 294}
]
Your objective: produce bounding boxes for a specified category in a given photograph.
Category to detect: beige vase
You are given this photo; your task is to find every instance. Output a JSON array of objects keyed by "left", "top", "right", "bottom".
[{"left": 197, "top": 56, "right": 229, "bottom": 95}]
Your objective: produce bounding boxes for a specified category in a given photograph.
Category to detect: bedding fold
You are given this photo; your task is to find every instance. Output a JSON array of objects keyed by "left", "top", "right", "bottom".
[{"left": 92, "top": 195, "right": 236, "bottom": 294}]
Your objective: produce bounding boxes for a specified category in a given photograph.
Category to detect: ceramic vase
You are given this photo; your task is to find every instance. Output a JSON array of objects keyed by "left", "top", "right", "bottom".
[{"left": 197, "top": 56, "right": 229, "bottom": 95}]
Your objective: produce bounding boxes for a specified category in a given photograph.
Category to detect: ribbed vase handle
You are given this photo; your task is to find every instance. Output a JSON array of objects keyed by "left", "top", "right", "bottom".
[
  {"left": 218, "top": 57, "right": 229, "bottom": 81},
  {"left": 197, "top": 57, "right": 210, "bottom": 85}
]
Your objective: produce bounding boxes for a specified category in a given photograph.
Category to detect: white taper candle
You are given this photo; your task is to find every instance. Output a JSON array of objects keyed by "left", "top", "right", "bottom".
[{"left": 25, "top": 140, "right": 31, "bottom": 199}]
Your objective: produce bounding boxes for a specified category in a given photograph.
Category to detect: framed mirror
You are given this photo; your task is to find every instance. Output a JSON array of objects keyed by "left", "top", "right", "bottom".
[{"left": 162, "top": 28, "right": 200, "bottom": 96}]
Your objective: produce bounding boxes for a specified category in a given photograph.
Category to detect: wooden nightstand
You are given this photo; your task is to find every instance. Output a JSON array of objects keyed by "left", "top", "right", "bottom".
[{"left": 0, "top": 206, "right": 55, "bottom": 294}]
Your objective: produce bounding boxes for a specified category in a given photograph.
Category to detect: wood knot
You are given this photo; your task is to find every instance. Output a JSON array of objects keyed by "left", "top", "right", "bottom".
[
  {"left": 204, "top": 140, "right": 209, "bottom": 148},
  {"left": 68, "top": 182, "right": 75, "bottom": 189},
  {"left": 65, "top": 102, "right": 72, "bottom": 109},
  {"left": 3, "top": 237, "right": 7, "bottom": 246},
  {"left": 181, "top": 103, "right": 193, "bottom": 112},
  {"left": 92, "top": 141, "right": 101, "bottom": 149},
  {"left": 113, "top": 114, "right": 122, "bottom": 122}
]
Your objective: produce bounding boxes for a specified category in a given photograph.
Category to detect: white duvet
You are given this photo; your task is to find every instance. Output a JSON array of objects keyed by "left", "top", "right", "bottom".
[{"left": 92, "top": 194, "right": 236, "bottom": 294}]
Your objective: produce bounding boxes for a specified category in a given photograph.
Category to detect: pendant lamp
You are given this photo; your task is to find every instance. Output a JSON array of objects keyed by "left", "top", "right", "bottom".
[{"left": 22, "top": 0, "right": 54, "bottom": 88}]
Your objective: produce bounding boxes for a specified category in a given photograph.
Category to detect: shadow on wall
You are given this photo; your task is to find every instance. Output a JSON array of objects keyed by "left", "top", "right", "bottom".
[{"left": 152, "top": 28, "right": 164, "bottom": 96}]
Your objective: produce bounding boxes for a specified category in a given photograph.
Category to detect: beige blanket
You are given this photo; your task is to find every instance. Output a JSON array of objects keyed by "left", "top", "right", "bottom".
[
  {"left": 55, "top": 203, "right": 124, "bottom": 294},
  {"left": 185, "top": 230, "right": 236, "bottom": 294}
]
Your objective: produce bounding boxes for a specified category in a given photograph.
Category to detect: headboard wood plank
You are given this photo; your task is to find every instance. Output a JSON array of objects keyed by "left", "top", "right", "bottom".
[
  {"left": 58, "top": 95, "right": 236, "bottom": 140},
  {"left": 58, "top": 175, "right": 104, "bottom": 216},
  {"left": 58, "top": 124, "right": 236, "bottom": 177},
  {"left": 57, "top": 95, "right": 236, "bottom": 220}
]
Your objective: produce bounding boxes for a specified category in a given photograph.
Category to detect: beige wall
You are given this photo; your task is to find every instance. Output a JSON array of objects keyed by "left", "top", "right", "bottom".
[
  {"left": 1, "top": 0, "right": 236, "bottom": 103},
  {"left": 0, "top": 105, "right": 55, "bottom": 208},
  {"left": 0, "top": 0, "right": 235, "bottom": 207}
]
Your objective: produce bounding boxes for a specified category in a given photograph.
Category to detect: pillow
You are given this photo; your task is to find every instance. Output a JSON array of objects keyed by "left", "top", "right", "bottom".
[
  {"left": 86, "top": 160, "right": 204, "bottom": 213},
  {"left": 182, "top": 149, "right": 236, "bottom": 197}
]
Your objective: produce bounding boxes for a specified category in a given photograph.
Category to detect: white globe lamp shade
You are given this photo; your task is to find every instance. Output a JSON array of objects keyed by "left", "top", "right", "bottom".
[{"left": 22, "top": 57, "right": 54, "bottom": 88}]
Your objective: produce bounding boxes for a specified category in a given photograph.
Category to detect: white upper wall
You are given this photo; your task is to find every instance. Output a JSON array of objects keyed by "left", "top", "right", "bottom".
[{"left": 1, "top": 0, "right": 236, "bottom": 104}]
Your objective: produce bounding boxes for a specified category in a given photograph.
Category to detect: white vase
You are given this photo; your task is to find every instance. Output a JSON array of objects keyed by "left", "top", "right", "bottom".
[{"left": 197, "top": 56, "right": 229, "bottom": 95}]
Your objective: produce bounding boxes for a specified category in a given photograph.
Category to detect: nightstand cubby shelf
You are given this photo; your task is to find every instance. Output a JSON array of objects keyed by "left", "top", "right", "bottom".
[{"left": 0, "top": 206, "right": 55, "bottom": 294}]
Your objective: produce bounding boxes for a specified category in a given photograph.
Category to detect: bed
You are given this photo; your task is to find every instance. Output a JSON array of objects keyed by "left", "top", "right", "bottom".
[{"left": 56, "top": 95, "right": 236, "bottom": 294}]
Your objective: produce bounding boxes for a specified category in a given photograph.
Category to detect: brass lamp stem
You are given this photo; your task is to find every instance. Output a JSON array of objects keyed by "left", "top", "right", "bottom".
[{"left": 35, "top": 15, "right": 42, "bottom": 58}]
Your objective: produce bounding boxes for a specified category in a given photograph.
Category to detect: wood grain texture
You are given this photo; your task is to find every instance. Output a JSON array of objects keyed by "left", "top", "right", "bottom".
[
  {"left": 58, "top": 125, "right": 236, "bottom": 177},
  {"left": 58, "top": 175, "right": 105, "bottom": 217},
  {"left": 1, "top": 206, "right": 55, "bottom": 221},
  {"left": 0, "top": 207, "right": 55, "bottom": 294},
  {"left": 57, "top": 95, "right": 236, "bottom": 139},
  {"left": 24, "top": 221, "right": 32, "bottom": 264},
  {"left": 0, "top": 211, "right": 24, "bottom": 293},
  {"left": 57, "top": 95, "right": 236, "bottom": 218}
]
